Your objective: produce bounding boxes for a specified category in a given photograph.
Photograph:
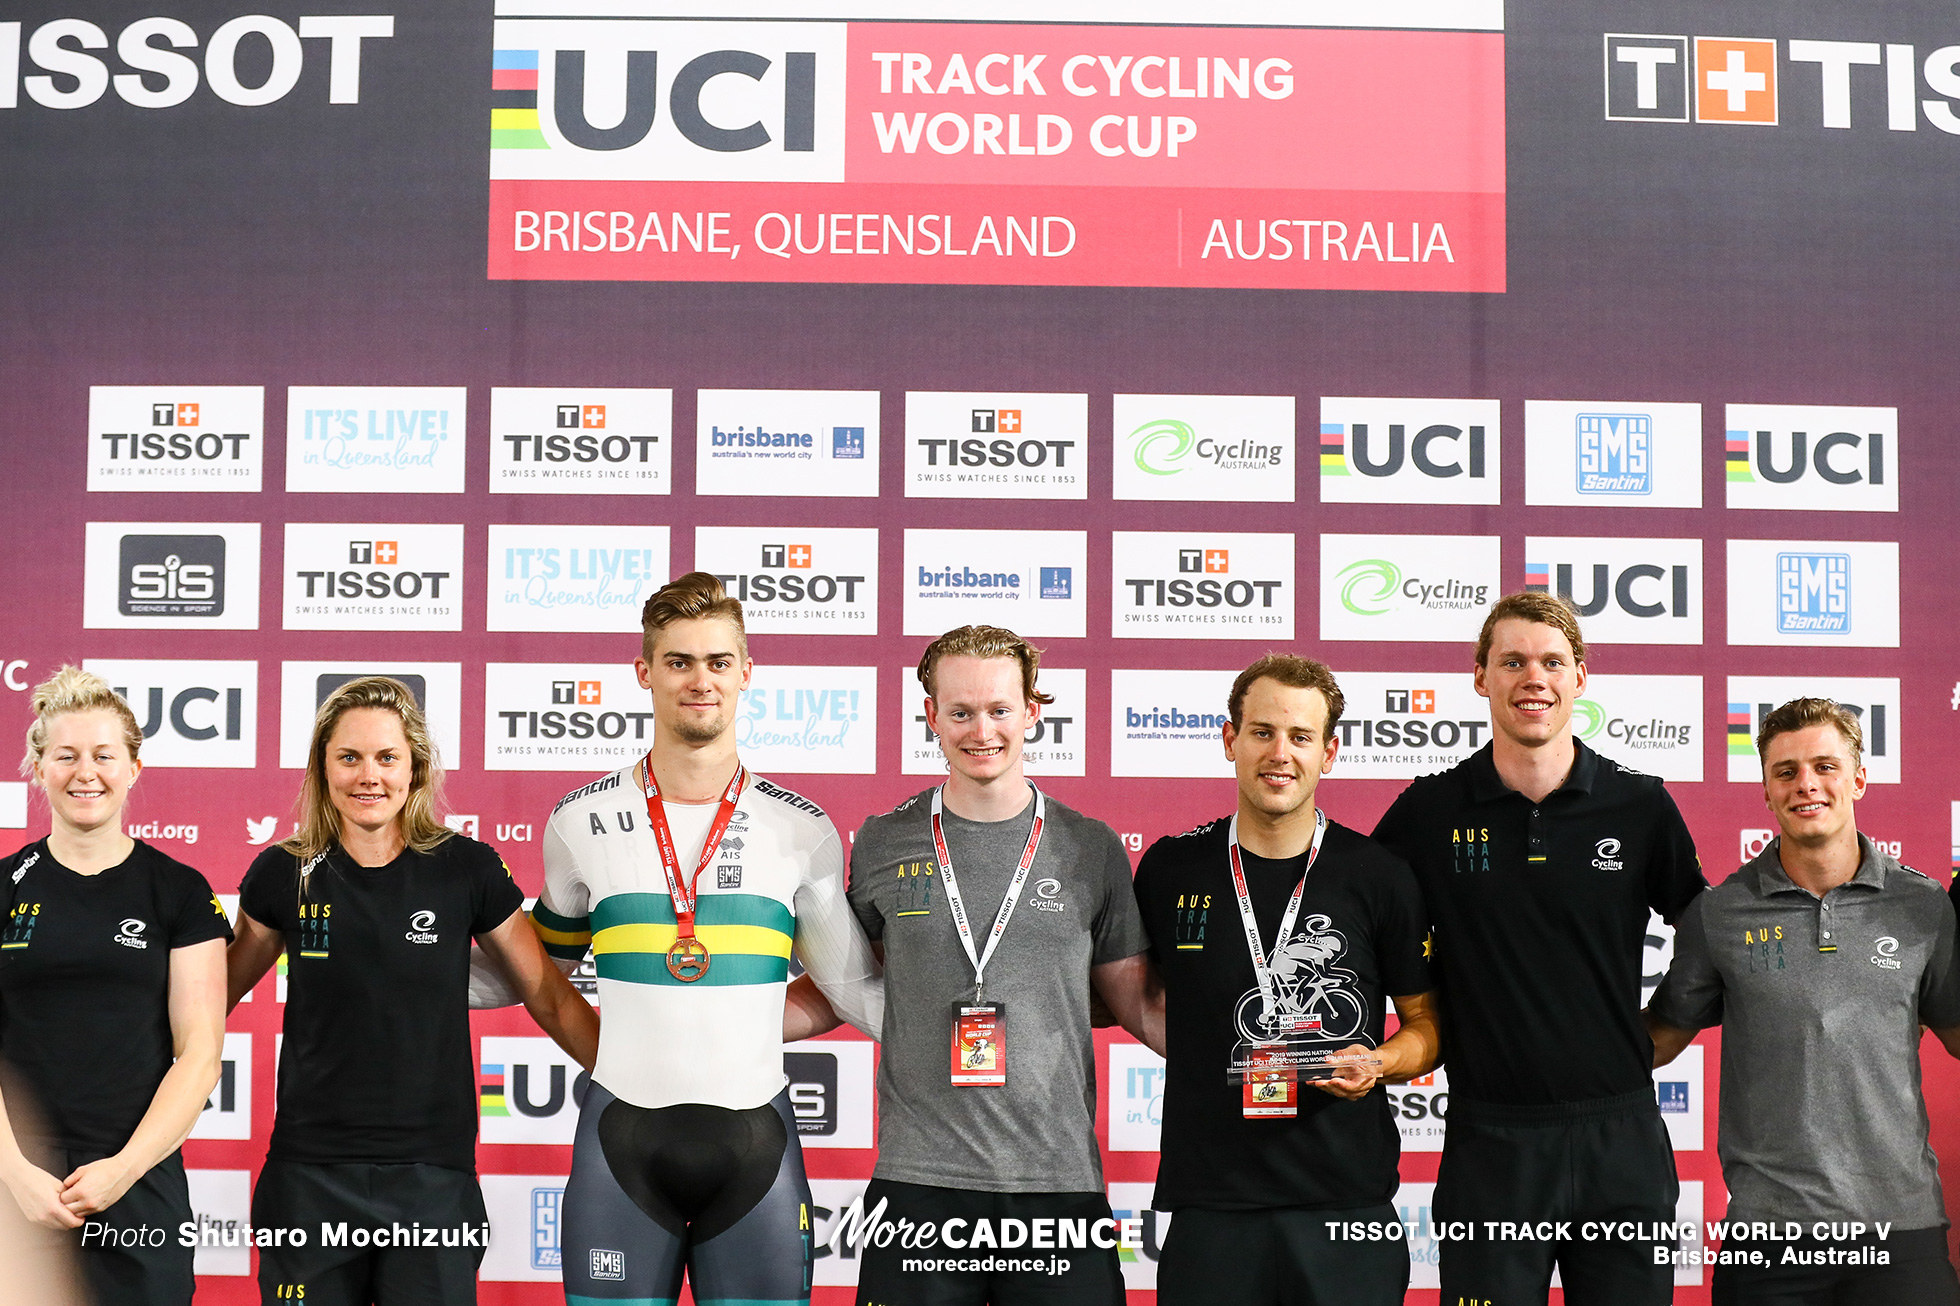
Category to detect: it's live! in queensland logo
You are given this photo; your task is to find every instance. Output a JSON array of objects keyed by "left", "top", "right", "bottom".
[{"left": 486, "top": 1, "right": 1504, "bottom": 291}]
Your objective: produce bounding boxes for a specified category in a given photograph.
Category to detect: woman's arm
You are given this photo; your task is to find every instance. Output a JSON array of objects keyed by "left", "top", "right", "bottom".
[
  {"left": 0, "top": 1081, "right": 82, "bottom": 1230},
  {"left": 225, "top": 911, "right": 284, "bottom": 1013},
  {"left": 58, "top": 937, "right": 226, "bottom": 1217},
  {"left": 476, "top": 909, "right": 600, "bottom": 1072}
]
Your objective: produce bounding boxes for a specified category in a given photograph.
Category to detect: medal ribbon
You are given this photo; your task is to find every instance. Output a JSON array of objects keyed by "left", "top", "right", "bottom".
[
  {"left": 1227, "top": 808, "right": 1328, "bottom": 1030},
  {"left": 930, "top": 783, "right": 1045, "bottom": 1003},
  {"left": 641, "top": 754, "right": 747, "bottom": 945}
]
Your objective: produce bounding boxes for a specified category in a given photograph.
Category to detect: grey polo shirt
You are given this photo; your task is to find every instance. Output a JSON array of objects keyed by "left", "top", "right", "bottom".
[{"left": 1649, "top": 834, "right": 1960, "bottom": 1229}]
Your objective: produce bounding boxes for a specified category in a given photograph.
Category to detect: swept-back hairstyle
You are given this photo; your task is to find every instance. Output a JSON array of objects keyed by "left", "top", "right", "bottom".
[
  {"left": 1756, "top": 696, "right": 1864, "bottom": 771},
  {"left": 917, "top": 625, "right": 1054, "bottom": 705},
  {"left": 20, "top": 665, "right": 144, "bottom": 778},
  {"left": 642, "top": 571, "right": 747, "bottom": 663},
  {"left": 1227, "top": 654, "right": 1346, "bottom": 735},
  {"left": 282, "top": 676, "right": 452, "bottom": 865},
  {"left": 1475, "top": 591, "right": 1588, "bottom": 667}
]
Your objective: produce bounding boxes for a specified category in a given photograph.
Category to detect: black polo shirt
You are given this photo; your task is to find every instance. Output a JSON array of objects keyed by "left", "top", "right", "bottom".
[{"left": 1372, "top": 740, "right": 1704, "bottom": 1107}]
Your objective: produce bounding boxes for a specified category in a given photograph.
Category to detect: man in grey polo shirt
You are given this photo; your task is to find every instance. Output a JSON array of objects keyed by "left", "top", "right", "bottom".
[{"left": 1648, "top": 697, "right": 1960, "bottom": 1304}]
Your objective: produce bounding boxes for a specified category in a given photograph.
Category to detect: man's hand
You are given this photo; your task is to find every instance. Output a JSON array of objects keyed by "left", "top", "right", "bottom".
[
  {"left": 1306, "top": 1045, "right": 1384, "bottom": 1101},
  {"left": 1643, "top": 1009, "right": 1698, "bottom": 1068},
  {"left": 4, "top": 1161, "right": 82, "bottom": 1230},
  {"left": 58, "top": 1155, "right": 136, "bottom": 1219}
]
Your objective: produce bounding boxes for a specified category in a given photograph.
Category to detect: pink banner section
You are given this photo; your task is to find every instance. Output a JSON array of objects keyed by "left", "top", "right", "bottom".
[{"left": 488, "top": 182, "right": 1503, "bottom": 290}]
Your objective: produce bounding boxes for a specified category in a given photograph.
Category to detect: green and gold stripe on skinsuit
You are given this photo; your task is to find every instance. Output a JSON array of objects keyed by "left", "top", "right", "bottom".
[
  {"left": 589, "top": 892, "right": 794, "bottom": 986},
  {"left": 531, "top": 901, "right": 593, "bottom": 961}
]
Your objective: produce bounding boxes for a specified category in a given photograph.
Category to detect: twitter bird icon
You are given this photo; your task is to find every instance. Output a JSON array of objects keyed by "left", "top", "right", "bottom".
[{"left": 246, "top": 816, "right": 279, "bottom": 846}]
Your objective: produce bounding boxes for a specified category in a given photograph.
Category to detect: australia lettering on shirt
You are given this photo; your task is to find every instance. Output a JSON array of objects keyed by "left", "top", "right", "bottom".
[{"left": 1171, "top": 889, "right": 1212, "bottom": 950}]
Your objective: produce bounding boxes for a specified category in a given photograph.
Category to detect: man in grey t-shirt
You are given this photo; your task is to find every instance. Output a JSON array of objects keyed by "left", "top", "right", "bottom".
[
  {"left": 847, "top": 625, "right": 1152, "bottom": 1306},
  {"left": 1648, "top": 697, "right": 1960, "bottom": 1303}
]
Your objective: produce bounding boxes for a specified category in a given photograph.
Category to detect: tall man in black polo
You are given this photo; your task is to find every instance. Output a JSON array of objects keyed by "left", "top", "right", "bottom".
[
  {"left": 1373, "top": 592, "right": 1706, "bottom": 1305},
  {"left": 1134, "top": 654, "right": 1438, "bottom": 1304}
]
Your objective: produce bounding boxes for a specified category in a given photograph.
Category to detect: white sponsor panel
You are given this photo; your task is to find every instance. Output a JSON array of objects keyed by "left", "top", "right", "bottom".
[
  {"left": 486, "top": 524, "right": 671, "bottom": 633},
  {"left": 82, "top": 521, "right": 261, "bottom": 630},
  {"left": 0, "top": 783, "right": 25, "bottom": 829},
  {"left": 1111, "top": 394, "right": 1295, "bottom": 503},
  {"left": 189, "top": 1032, "right": 252, "bottom": 1141},
  {"left": 1384, "top": 1067, "right": 1448, "bottom": 1152},
  {"left": 1108, "top": 1042, "right": 1166, "bottom": 1151},
  {"left": 1108, "top": 669, "right": 1234, "bottom": 779},
  {"left": 1326, "top": 672, "right": 1489, "bottom": 778},
  {"left": 481, "top": 1036, "right": 587, "bottom": 1144},
  {"left": 184, "top": 1169, "right": 253, "bottom": 1277},
  {"left": 285, "top": 386, "right": 468, "bottom": 493},
  {"left": 279, "top": 662, "right": 462, "bottom": 769},
  {"left": 1319, "top": 534, "right": 1500, "bottom": 643},
  {"left": 488, "top": 387, "right": 672, "bottom": 494},
  {"left": 487, "top": 20, "right": 848, "bottom": 183},
  {"left": 481, "top": 1173, "right": 570, "bottom": 1282},
  {"left": 1522, "top": 537, "right": 1703, "bottom": 646},
  {"left": 904, "top": 669, "right": 1085, "bottom": 778},
  {"left": 696, "top": 388, "right": 880, "bottom": 497},
  {"left": 1725, "top": 540, "right": 1900, "bottom": 648},
  {"left": 1108, "top": 1181, "right": 1171, "bottom": 1289},
  {"left": 1523, "top": 400, "right": 1702, "bottom": 508},
  {"left": 282, "top": 523, "right": 464, "bottom": 631},
  {"left": 695, "top": 526, "right": 877, "bottom": 635},
  {"left": 902, "top": 529, "right": 1087, "bottom": 638},
  {"left": 1725, "top": 403, "right": 1898, "bottom": 512},
  {"left": 784, "top": 1037, "right": 875, "bottom": 1149},
  {"left": 1654, "top": 1044, "right": 1704, "bottom": 1151},
  {"left": 484, "top": 664, "right": 655, "bottom": 771},
  {"left": 903, "top": 392, "right": 1088, "bottom": 499},
  {"left": 1110, "top": 532, "right": 1294, "bottom": 640},
  {"left": 1726, "top": 676, "right": 1900, "bottom": 784},
  {"left": 82, "top": 659, "right": 258, "bottom": 768},
  {"left": 1574, "top": 674, "right": 1702, "bottom": 782},
  {"left": 1318, "top": 396, "right": 1501, "bottom": 505},
  {"left": 87, "top": 385, "right": 264, "bottom": 491},
  {"left": 1395, "top": 1180, "right": 1439, "bottom": 1289},
  {"left": 811, "top": 1177, "right": 873, "bottom": 1287},
  {"left": 736, "top": 665, "right": 877, "bottom": 774}
]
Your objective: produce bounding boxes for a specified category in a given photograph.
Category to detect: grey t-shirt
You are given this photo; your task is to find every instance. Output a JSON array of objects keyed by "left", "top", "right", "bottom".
[
  {"left": 1649, "top": 834, "right": 1960, "bottom": 1229},
  {"left": 848, "top": 786, "right": 1149, "bottom": 1193}
]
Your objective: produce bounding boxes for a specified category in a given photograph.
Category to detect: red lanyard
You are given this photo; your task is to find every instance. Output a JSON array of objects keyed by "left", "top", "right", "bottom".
[{"left": 640, "top": 754, "right": 746, "bottom": 945}]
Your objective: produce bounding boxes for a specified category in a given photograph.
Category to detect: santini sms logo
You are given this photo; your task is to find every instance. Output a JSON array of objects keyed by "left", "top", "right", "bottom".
[
  {"left": 1577, "top": 414, "right": 1652, "bottom": 494},
  {"left": 1777, "top": 552, "right": 1850, "bottom": 634}
]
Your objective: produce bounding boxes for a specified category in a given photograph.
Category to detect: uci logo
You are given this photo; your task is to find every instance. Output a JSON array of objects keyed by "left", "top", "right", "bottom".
[
  {"left": 1030, "top": 877, "right": 1065, "bottom": 912},
  {"left": 1871, "top": 936, "right": 1902, "bottom": 970},
  {"left": 115, "top": 917, "right": 150, "bottom": 949},
  {"left": 1524, "top": 561, "right": 1688, "bottom": 620},
  {"left": 1592, "top": 838, "right": 1626, "bottom": 872},
  {"left": 406, "top": 909, "right": 439, "bottom": 945}
]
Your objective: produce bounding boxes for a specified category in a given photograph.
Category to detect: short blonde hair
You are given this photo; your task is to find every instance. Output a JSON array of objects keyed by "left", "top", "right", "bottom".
[
  {"left": 641, "top": 571, "right": 746, "bottom": 664},
  {"left": 283, "top": 676, "right": 452, "bottom": 864},
  {"left": 917, "top": 625, "right": 1054, "bottom": 705},
  {"left": 1476, "top": 591, "right": 1588, "bottom": 667},
  {"left": 21, "top": 665, "right": 142, "bottom": 779},
  {"left": 1756, "top": 697, "right": 1864, "bottom": 770},
  {"left": 1228, "top": 655, "right": 1345, "bottom": 735}
]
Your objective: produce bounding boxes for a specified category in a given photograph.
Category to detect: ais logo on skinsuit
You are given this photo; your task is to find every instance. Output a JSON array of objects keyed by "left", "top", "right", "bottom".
[
  {"left": 87, "top": 386, "right": 264, "bottom": 491},
  {"left": 1726, "top": 676, "right": 1900, "bottom": 783},
  {"left": 903, "top": 528, "right": 1087, "bottom": 638},
  {"left": 1522, "top": 537, "right": 1702, "bottom": 646},
  {"left": 282, "top": 523, "right": 464, "bottom": 631},
  {"left": 84, "top": 522, "right": 260, "bottom": 630},
  {"left": 1523, "top": 400, "right": 1702, "bottom": 507},
  {"left": 1111, "top": 532, "right": 1293, "bottom": 640},
  {"left": 279, "top": 661, "right": 461, "bottom": 769},
  {"left": 1318, "top": 397, "right": 1500, "bottom": 506},
  {"left": 1724, "top": 404, "right": 1897, "bottom": 512},
  {"left": 483, "top": 664, "right": 653, "bottom": 772},
  {"left": 695, "top": 389, "right": 880, "bottom": 497},
  {"left": 489, "top": 388, "right": 673, "bottom": 495},
  {"left": 1726, "top": 540, "right": 1898, "bottom": 648},
  {"left": 1111, "top": 394, "right": 1294, "bottom": 504},
  {"left": 904, "top": 391, "right": 1088, "bottom": 499},
  {"left": 695, "top": 526, "right": 877, "bottom": 635},
  {"left": 82, "top": 659, "right": 257, "bottom": 768},
  {"left": 1319, "top": 534, "right": 1499, "bottom": 643}
]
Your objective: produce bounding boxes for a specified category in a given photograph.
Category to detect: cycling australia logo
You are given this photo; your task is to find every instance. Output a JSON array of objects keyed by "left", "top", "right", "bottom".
[
  {"left": 1318, "top": 397, "right": 1500, "bottom": 506},
  {"left": 1030, "top": 878, "right": 1066, "bottom": 913},
  {"left": 1591, "top": 837, "right": 1625, "bottom": 872},
  {"left": 1567, "top": 675, "right": 1700, "bottom": 781},
  {"left": 84, "top": 523, "right": 260, "bottom": 630},
  {"left": 1111, "top": 395, "right": 1294, "bottom": 503},
  {"left": 114, "top": 918, "right": 150, "bottom": 949},
  {"left": 406, "top": 909, "right": 439, "bottom": 944},
  {"left": 87, "top": 386, "right": 264, "bottom": 491},
  {"left": 488, "top": 387, "right": 673, "bottom": 495},
  {"left": 1320, "top": 534, "right": 1498, "bottom": 642},
  {"left": 695, "top": 389, "right": 880, "bottom": 497},
  {"left": 1871, "top": 936, "right": 1902, "bottom": 970}
]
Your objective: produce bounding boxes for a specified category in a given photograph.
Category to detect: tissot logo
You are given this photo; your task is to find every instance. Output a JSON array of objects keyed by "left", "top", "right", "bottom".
[
  {"left": 1726, "top": 540, "right": 1898, "bottom": 648},
  {"left": 283, "top": 523, "right": 464, "bottom": 631},
  {"left": 280, "top": 661, "right": 461, "bottom": 769},
  {"left": 83, "top": 658, "right": 257, "bottom": 768},
  {"left": 1318, "top": 398, "right": 1500, "bottom": 505},
  {"left": 1326, "top": 673, "right": 1487, "bottom": 778},
  {"left": 1111, "top": 531, "right": 1294, "bottom": 640},
  {"left": 1607, "top": 33, "right": 1960, "bottom": 132},
  {"left": 4, "top": 16, "right": 394, "bottom": 111},
  {"left": 489, "top": 388, "right": 673, "bottom": 495},
  {"left": 1724, "top": 405, "right": 1897, "bottom": 511},
  {"left": 87, "top": 386, "right": 264, "bottom": 490},
  {"left": 904, "top": 392, "right": 1088, "bottom": 499},
  {"left": 484, "top": 664, "right": 653, "bottom": 771},
  {"left": 487, "top": 21, "right": 845, "bottom": 180},
  {"left": 1522, "top": 537, "right": 1702, "bottom": 646},
  {"left": 1725, "top": 675, "right": 1900, "bottom": 783},
  {"left": 1319, "top": 534, "right": 1500, "bottom": 643},
  {"left": 903, "top": 528, "right": 1086, "bottom": 637},
  {"left": 1110, "top": 394, "right": 1294, "bottom": 503},
  {"left": 697, "top": 526, "right": 877, "bottom": 635},
  {"left": 85, "top": 522, "right": 260, "bottom": 630}
]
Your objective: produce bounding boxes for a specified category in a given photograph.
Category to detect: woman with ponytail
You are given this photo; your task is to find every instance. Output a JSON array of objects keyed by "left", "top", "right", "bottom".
[{"left": 0, "top": 665, "right": 230, "bottom": 1305}]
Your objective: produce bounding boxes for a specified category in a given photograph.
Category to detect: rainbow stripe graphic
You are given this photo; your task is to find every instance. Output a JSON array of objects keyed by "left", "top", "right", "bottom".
[
  {"left": 1727, "top": 702, "right": 1755, "bottom": 756},
  {"left": 1524, "top": 562, "right": 1550, "bottom": 593},
  {"left": 480, "top": 1063, "right": 509, "bottom": 1117},
  {"left": 1725, "top": 430, "right": 1753, "bottom": 482},
  {"left": 1319, "top": 422, "right": 1348, "bottom": 475},
  {"left": 492, "top": 51, "right": 548, "bottom": 150}
]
